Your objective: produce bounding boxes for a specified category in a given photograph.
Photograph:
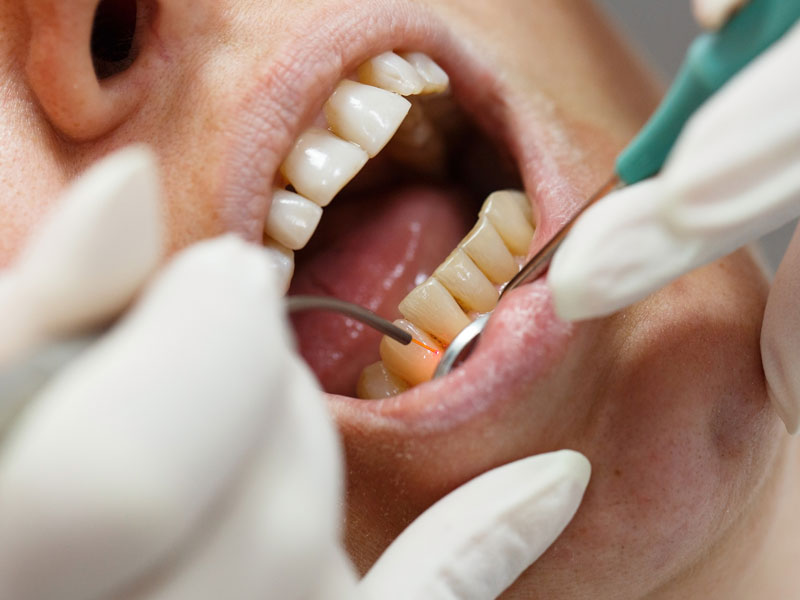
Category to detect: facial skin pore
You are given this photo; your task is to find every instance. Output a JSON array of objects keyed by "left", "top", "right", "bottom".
[{"left": 2, "top": 1, "right": 798, "bottom": 598}]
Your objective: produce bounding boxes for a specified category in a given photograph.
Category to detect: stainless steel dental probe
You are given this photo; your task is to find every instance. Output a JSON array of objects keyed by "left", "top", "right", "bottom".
[
  {"left": 434, "top": 0, "right": 800, "bottom": 378},
  {"left": 0, "top": 296, "right": 412, "bottom": 404}
]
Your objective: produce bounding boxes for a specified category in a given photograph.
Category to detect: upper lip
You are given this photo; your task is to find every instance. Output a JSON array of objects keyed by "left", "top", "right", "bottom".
[
  {"left": 219, "top": 0, "right": 587, "bottom": 426},
  {"left": 219, "top": 0, "right": 566, "bottom": 242}
]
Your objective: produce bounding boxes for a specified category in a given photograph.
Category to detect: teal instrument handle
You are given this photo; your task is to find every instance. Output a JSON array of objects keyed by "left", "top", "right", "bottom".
[{"left": 615, "top": 0, "right": 800, "bottom": 185}]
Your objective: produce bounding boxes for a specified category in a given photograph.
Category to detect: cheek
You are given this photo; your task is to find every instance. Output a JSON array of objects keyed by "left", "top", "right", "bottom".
[
  {"left": 0, "top": 90, "right": 70, "bottom": 267},
  {"left": 540, "top": 255, "right": 779, "bottom": 594}
]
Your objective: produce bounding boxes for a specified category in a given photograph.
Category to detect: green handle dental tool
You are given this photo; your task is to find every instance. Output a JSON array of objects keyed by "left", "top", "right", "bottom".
[{"left": 616, "top": 0, "right": 800, "bottom": 185}]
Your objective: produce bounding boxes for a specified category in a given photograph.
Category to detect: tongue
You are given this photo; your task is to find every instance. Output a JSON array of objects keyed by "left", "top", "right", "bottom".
[{"left": 289, "top": 185, "right": 473, "bottom": 395}]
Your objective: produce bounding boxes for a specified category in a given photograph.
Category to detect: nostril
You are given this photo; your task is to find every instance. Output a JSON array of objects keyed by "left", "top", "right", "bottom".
[
  {"left": 26, "top": 0, "right": 153, "bottom": 140},
  {"left": 91, "top": 0, "right": 140, "bottom": 80}
]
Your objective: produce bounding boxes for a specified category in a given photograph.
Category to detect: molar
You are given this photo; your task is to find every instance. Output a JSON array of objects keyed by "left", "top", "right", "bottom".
[
  {"left": 386, "top": 100, "right": 447, "bottom": 176},
  {"left": 357, "top": 361, "right": 411, "bottom": 399},
  {"left": 324, "top": 80, "right": 412, "bottom": 157},
  {"left": 434, "top": 249, "right": 498, "bottom": 313},
  {"left": 399, "top": 278, "right": 471, "bottom": 344},
  {"left": 378, "top": 320, "right": 442, "bottom": 387},
  {"left": 357, "top": 52, "right": 426, "bottom": 96},
  {"left": 480, "top": 190, "right": 535, "bottom": 256},
  {"left": 399, "top": 52, "right": 449, "bottom": 94},
  {"left": 264, "top": 189, "right": 323, "bottom": 250},
  {"left": 280, "top": 127, "right": 368, "bottom": 207}
]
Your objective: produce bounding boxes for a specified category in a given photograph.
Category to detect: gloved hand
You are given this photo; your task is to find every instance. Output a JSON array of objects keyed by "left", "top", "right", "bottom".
[
  {"left": 0, "top": 148, "right": 591, "bottom": 599},
  {"left": 0, "top": 147, "right": 345, "bottom": 600},
  {"left": 549, "top": 10, "right": 800, "bottom": 432}
]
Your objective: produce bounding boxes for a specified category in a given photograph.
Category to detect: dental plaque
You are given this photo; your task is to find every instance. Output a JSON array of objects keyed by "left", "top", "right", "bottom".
[{"left": 265, "top": 51, "right": 535, "bottom": 399}]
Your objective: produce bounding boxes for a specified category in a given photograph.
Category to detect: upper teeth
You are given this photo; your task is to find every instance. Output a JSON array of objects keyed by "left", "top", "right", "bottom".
[{"left": 264, "top": 51, "right": 450, "bottom": 287}]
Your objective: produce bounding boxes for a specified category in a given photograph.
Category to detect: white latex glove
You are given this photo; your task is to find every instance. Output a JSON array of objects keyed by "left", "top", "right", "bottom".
[
  {"left": 0, "top": 148, "right": 345, "bottom": 600},
  {"left": 0, "top": 147, "right": 591, "bottom": 600},
  {"left": 358, "top": 450, "right": 590, "bottom": 600},
  {"left": 549, "top": 19, "right": 800, "bottom": 432}
]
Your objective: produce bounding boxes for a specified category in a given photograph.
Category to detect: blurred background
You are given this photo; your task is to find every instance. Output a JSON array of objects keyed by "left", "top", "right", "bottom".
[{"left": 596, "top": 0, "right": 794, "bottom": 271}]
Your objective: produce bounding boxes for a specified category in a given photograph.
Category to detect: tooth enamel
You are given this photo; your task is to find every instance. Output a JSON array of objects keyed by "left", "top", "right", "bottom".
[
  {"left": 434, "top": 249, "right": 498, "bottom": 314},
  {"left": 324, "top": 80, "right": 412, "bottom": 158},
  {"left": 357, "top": 361, "right": 411, "bottom": 399},
  {"left": 262, "top": 238, "right": 295, "bottom": 294},
  {"left": 265, "top": 189, "right": 323, "bottom": 250},
  {"left": 461, "top": 217, "right": 519, "bottom": 284},
  {"left": 506, "top": 188, "right": 533, "bottom": 223},
  {"left": 399, "top": 278, "right": 471, "bottom": 344},
  {"left": 280, "top": 127, "right": 368, "bottom": 207},
  {"left": 399, "top": 52, "right": 449, "bottom": 94},
  {"left": 480, "top": 191, "right": 536, "bottom": 256},
  {"left": 356, "top": 188, "right": 536, "bottom": 396},
  {"left": 378, "top": 320, "right": 442, "bottom": 386},
  {"left": 357, "top": 52, "right": 426, "bottom": 96}
]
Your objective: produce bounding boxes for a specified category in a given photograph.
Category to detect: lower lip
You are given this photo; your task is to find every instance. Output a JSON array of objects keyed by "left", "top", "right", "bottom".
[{"left": 327, "top": 278, "right": 574, "bottom": 429}]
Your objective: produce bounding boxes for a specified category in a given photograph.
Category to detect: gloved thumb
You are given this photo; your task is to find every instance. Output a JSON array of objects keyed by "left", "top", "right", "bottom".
[{"left": 0, "top": 146, "right": 163, "bottom": 364}]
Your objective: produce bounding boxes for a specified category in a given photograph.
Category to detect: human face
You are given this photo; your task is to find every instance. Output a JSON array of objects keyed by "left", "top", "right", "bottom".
[{"left": 0, "top": 0, "right": 786, "bottom": 597}]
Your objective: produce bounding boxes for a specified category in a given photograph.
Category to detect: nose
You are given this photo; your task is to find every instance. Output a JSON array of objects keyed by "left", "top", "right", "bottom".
[{"left": 25, "top": 0, "right": 150, "bottom": 140}]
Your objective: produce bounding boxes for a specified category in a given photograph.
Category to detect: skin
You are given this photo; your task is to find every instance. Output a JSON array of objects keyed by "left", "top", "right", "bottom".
[{"left": 1, "top": 0, "right": 798, "bottom": 597}]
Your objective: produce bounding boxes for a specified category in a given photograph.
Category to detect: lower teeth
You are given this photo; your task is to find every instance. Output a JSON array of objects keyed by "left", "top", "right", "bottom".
[
  {"left": 261, "top": 50, "right": 530, "bottom": 397},
  {"left": 358, "top": 190, "right": 534, "bottom": 398}
]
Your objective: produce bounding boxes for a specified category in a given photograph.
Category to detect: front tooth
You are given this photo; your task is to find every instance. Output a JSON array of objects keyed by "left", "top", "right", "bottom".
[
  {"left": 357, "top": 52, "right": 426, "bottom": 96},
  {"left": 324, "top": 80, "right": 411, "bottom": 158},
  {"left": 434, "top": 249, "right": 498, "bottom": 313},
  {"left": 399, "top": 52, "right": 449, "bottom": 94},
  {"left": 280, "top": 127, "right": 368, "bottom": 207},
  {"left": 399, "top": 278, "right": 470, "bottom": 344},
  {"left": 265, "top": 189, "right": 323, "bottom": 250},
  {"left": 480, "top": 191, "right": 536, "bottom": 256},
  {"left": 460, "top": 218, "right": 519, "bottom": 284},
  {"left": 357, "top": 361, "right": 410, "bottom": 399},
  {"left": 262, "top": 238, "right": 295, "bottom": 294},
  {"left": 379, "top": 320, "right": 442, "bottom": 386}
]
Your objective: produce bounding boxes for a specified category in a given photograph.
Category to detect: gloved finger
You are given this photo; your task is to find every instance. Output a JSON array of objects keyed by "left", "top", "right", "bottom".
[
  {"left": 357, "top": 450, "right": 590, "bottom": 600},
  {"left": 548, "top": 180, "right": 716, "bottom": 321},
  {"left": 550, "top": 23, "right": 800, "bottom": 322},
  {"left": 692, "top": 0, "right": 749, "bottom": 30},
  {"left": 0, "top": 146, "right": 163, "bottom": 364},
  {"left": 0, "top": 236, "right": 292, "bottom": 600},
  {"left": 663, "top": 23, "right": 800, "bottom": 237},
  {"left": 762, "top": 223, "right": 800, "bottom": 434},
  {"left": 123, "top": 356, "right": 344, "bottom": 600}
]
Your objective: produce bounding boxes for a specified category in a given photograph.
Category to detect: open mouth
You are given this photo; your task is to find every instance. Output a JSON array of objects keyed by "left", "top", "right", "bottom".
[
  {"left": 222, "top": 15, "right": 584, "bottom": 425},
  {"left": 254, "top": 50, "right": 537, "bottom": 399}
]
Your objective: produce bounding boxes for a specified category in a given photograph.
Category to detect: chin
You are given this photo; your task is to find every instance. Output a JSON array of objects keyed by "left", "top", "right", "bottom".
[{"left": 332, "top": 250, "right": 782, "bottom": 598}]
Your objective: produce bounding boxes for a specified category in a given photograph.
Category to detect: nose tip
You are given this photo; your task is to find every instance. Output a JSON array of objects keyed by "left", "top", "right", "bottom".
[{"left": 25, "top": 0, "right": 144, "bottom": 141}]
